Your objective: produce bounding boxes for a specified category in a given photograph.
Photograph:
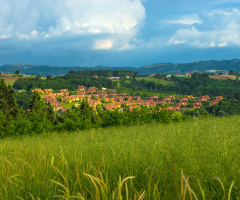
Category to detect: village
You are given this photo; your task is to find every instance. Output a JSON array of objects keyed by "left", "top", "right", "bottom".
[{"left": 32, "top": 86, "right": 224, "bottom": 113}]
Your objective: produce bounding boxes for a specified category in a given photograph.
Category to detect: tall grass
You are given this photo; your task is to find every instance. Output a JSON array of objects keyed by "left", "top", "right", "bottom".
[{"left": 1, "top": 116, "right": 240, "bottom": 199}]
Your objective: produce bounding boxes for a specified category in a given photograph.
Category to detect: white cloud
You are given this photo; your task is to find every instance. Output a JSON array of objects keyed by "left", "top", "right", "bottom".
[
  {"left": 210, "top": 42, "right": 216, "bottom": 47},
  {"left": 0, "top": 34, "right": 11, "bottom": 39},
  {"left": 94, "top": 39, "right": 114, "bottom": 50},
  {"left": 169, "top": 14, "right": 203, "bottom": 25},
  {"left": 0, "top": 0, "right": 145, "bottom": 50},
  {"left": 166, "top": 8, "right": 240, "bottom": 48},
  {"left": 209, "top": 8, "right": 240, "bottom": 16},
  {"left": 218, "top": 42, "right": 228, "bottom": 47},
  {"left": 167, "top": 38, "right": 185, "bottom": 45}
]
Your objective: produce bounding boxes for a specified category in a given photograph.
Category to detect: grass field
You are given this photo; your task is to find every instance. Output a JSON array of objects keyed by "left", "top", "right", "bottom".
[
  {"left": 209, "top": 75, "right": 229, "bottom": 80},
  {"left": 136, "top": 77, "right": 176, "bottom": 86},
  {"left": 221, "top": 75, "right": 237, "bottom": 80},
  {"left": 1, "top": 116, "right": 240, "bottom": 199},
  {"left": 208, "top": 75, "right": 238, "bottom": 80},
  {"left": 1, "top": 76, "right": 20, "bottom": 85},
  {"left": 0, "top": 74, "right": 36, "bottom": 86}
]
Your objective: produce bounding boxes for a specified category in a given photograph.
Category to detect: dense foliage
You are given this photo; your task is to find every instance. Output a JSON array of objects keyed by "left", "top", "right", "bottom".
[
  {"left": 129, "top": 72, "right": 240, "bottom": 97},
  {"left": 67, "top": 69, "right": 138, "bottom": 77},
  {"left": 13, "top": 73, "right": 116, "bottom": 91}
]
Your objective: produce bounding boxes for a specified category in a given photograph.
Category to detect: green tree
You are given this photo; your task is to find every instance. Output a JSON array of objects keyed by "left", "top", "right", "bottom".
[
  {"left": 14, "top": 70, "right": 20, "bottom": 75},
  {"left": 27, "top": 92, "right": 53, "bottom": 133},
  {"left": 0, "top": 79, "right": 18, "bottom": 117},
  {"left": 29, "top": 91, "right": 45, "bottom": 113},
  {"left": 0, "top": 79, "right": 18, "bottom": 134},
  {"left": 46, "top": 75, "right": 52, "bottom": 80},
  {"left": 79, "top": 98, "right": 91, "bottom": 115},
  {"left": 108, "top": 70, "right": 113, "bottom": 78}
]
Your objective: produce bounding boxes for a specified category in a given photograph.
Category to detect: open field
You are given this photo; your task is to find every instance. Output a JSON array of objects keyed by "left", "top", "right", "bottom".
[
  {"left": 0, "top": 76, "right": 22, "bottom": 86},
  {"left": 221, "top": 75, "right": 237, "bottom": 80},
  {"left": 0, "top": 74, "right": 36, "bottom": 85},
  {"left": 136, "top": 77, "right": 176, "bottom": 86},
  {"left": 1, "top": 116, "right": 240, "bottom": 199},
  {"left": 209, "top": 75, "right": 229, "bottom": 80}
]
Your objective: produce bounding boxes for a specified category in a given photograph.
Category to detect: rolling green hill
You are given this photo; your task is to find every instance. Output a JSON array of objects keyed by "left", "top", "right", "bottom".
[
  {"left": 1, "top": 59, "right": 240, "bottom": 76},
  {"left": 136, "top": 76, "right": 176, "bottom": 86}
]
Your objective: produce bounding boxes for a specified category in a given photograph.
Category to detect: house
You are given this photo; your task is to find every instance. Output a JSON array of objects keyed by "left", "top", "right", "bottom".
[
  {"left": 167, "top": 106, "right": 180, "bottom": 111},
  {"left": 196, "top": 95, "right": 210, "bottom": 102},
  {"left": 185, "top": 72, "right": 191, "bottom": 76},
  {"left": 32, "top": 88, "right": 44, "bottom": 94},
  {"left": 191, "top": 102, "right": 202, "bottom": 108},
  {"left": 150, "top": 74, "right": 157, "bottom": 77},
  {"left": 148, "top": 96, "right": 159, "bottom": 100},
  {"left": 107, "top": 90, "right": 117, "bottom": 93},
  {"left": 59, "top": 89, "right": 69, "bottom": 96},
  {"left": 77, "top": 86, "right": 86, "bottom": 93},
  {"left": 44, "top": 89, "right": 53, "bottom": 94},
  {"left": 209, "top": 96, "right": 224, "bottom": 106},
  {"left": 132, "top": 96, "right": 141, "bottom": 100},
  {"left": 105, "top": 102, "right": 121, "bottom": 110},
  {"left": 128, "top": 106, "right": 139, "bottom": 112},
  {"left": 185, "top": 95, "right": 194, "bottom": 100}
]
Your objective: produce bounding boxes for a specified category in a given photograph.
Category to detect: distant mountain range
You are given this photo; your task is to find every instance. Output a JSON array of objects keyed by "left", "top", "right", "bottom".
[{"left": 1, "top": 59, "right": 240, "bottom": 76}]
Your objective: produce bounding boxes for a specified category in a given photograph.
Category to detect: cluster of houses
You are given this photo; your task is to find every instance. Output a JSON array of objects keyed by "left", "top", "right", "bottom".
[{"left": 32, "top": 86, "right": 224, "bottom": 112}]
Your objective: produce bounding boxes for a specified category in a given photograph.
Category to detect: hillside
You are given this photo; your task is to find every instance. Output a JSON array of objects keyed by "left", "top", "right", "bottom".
[
  {"left": 1, "top": 59, "right": 240, "bottom": 76},
  {"left": 135, "top": 76, "right": 176, "bottom": 86},
  {"left": 1, "top": 116, "right": 240, "bottom": 199}
]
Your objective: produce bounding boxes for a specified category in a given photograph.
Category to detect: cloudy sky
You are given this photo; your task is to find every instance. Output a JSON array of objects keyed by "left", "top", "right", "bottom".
[{"left": 1, "top": 0, "right": 240, "bottom": 67}]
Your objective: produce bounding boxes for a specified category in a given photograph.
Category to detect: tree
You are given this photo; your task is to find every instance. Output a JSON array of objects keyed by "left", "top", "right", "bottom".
[
  {"left": 0, "top": 79, "right": 18, "bottom": 133},
  {"left": 79, "top": 98, "right": 91, "bottom": 115},
  {"left": 46, "top": 75, "right": 52, "bottom": 80},
  {"left": 29, "top": 91, "right": 46, "bottom": 113},
  {"left": 0, "top": 79, "right": 18, "bottom": 117},
  {"left": 14, "top": 70, "right": 20, "bottom": 75}
]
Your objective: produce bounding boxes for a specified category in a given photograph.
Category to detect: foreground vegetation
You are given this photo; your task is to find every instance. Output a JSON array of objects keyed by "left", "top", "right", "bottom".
[{"left": 1, "top": 116, "right": 240, "bottom": 199}]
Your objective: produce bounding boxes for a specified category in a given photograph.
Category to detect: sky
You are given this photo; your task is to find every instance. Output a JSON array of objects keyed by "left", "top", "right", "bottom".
[{"left": 1, "top": 0, "right": 240, "bottom": 67}]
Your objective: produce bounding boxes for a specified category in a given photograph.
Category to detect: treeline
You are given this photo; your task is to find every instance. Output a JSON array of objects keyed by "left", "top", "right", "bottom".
[
  {"left": 128, "top": 73, "right": 240, "bottom": 97},
  {"left": 67, "top": 69, "right": 138, "bottom": 77},
  {"left": 13, "top": 73, "right": 116, "bottom": 91},
  {"left": 13, "top": 70, "right": 138, "bottom": 91}
]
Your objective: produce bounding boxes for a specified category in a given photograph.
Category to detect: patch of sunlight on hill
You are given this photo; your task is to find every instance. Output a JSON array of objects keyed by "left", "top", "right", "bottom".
[{"left": 136, "top": 77, "right": 176, "bottom": 86}]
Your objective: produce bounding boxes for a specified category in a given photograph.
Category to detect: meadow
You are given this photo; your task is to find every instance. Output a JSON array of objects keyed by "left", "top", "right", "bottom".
[
  {"left": 0, "top": 74, "right": 32, "bottom": 86},
  {"left": 1, "top": 116, "right": 240, "bottom": 199},
  {"left": 135, "top": 77, "right": 176, "bottom": 86}
]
